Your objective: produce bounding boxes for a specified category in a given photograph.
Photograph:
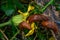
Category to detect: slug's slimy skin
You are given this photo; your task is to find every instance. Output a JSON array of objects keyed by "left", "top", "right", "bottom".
[
  {"left": 28, "top": 14, "right": 59, "bottom": 33},
  {"left": 28, "top": 14, "right": 49, "bottom": 23},
  {"left": 19, "top": 21, "right": 31, "bottom": 30},
  {"left": 41, "top": 21, "right": 59, "bottom": 33}
]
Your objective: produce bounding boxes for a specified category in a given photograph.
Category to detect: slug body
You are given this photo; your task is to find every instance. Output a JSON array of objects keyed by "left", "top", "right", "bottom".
[
  {"left": 28, "top": 14, "right": 49, "bottom": 23},
  {"left": 19, "top": 21, "right": 31, "bottom": 30},
  {"left": 41, "top": 21, "right": 58, "bottom": 33},
  {"left": 28, "top": 14, "right": 58, "bottom": 33}
]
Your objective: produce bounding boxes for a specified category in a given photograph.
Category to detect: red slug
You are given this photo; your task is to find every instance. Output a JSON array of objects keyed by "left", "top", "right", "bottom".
[
  {"left": 41, "top": 21, "right": 58, "bottom": 33},
  {"left": 19, "top": 21, "right": 31, "bottom": 30},
  {"left": 28, "top": 14, "right": 58, "bottom": 33},
  {"left": 28, "top": 14, "right": 49, "bottom": 23}
]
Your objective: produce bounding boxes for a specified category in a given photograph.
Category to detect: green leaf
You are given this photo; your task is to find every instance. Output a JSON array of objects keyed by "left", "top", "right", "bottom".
[
  {"left": 56, "top": 4, "right": 60, "bottom": 11},
  {"left": 1, "top": 0, "right": 15, "bottom": 16},
  {"left": 14, "top": 0, "right": 28, "bottom": 12}
]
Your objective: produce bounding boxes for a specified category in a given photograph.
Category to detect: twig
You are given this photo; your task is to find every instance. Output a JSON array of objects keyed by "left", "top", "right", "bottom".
[
  {"left": 0, "top": 29, "right": 9, "bottom": 40},
  {"left": 21, "top": 31, "right": 27, "bottom": 40},
  {"left": 50, "top": 30, "right": 57, "bottom": 40},
  {"left": 21, "top": 31, "right": 25, "bottom": 40},
  {"left": 34, "top": 33, "right": 37, "bottom": 40},
  {"left": 20, "top": 31, "right": 27, "bottom": 40}
]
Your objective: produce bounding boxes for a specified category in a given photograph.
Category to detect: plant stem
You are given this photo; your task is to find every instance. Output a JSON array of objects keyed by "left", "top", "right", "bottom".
[
  {"left": 10, "top": 30, "right": 20, "bottom": 40},
  {"left": 0, "top": 20, "right": 11, "bottom": 28},
  {"left": 40, "top": 0, "right": 53, "bottom": 13}
]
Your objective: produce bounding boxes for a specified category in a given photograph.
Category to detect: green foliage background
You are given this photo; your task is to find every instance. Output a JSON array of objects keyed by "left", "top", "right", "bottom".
[{"left": 0, "top": 0, "right": 60, "bottom": 40}]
